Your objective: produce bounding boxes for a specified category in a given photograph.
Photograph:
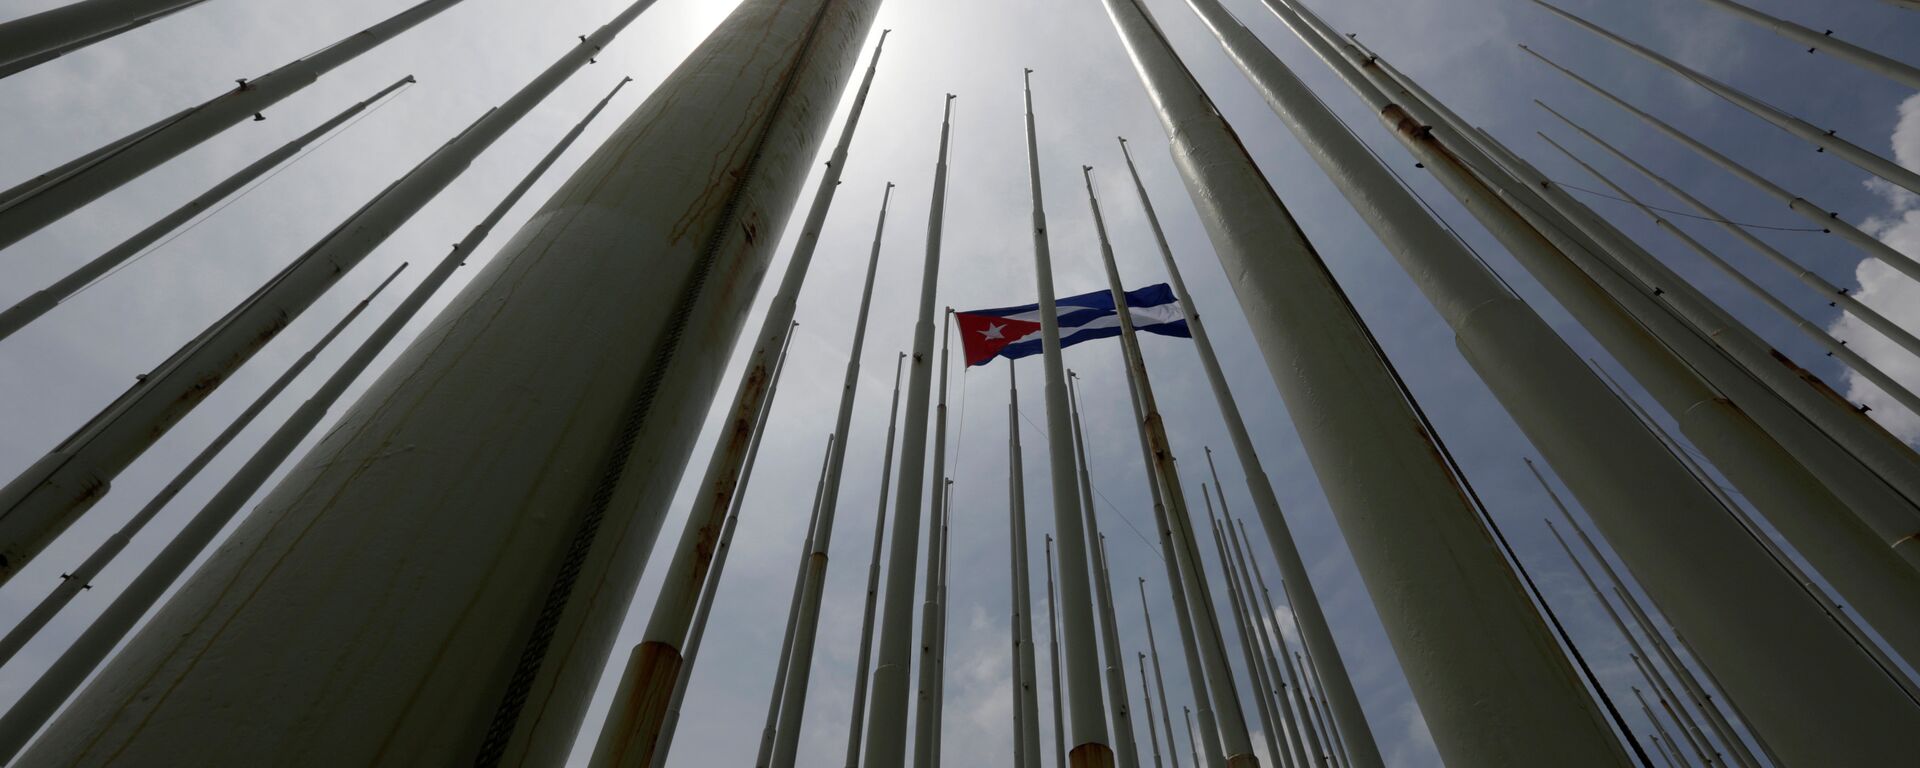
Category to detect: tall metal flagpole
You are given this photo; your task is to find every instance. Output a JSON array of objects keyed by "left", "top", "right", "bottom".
[
  {"left": 913, "top": 309, "right": 957, "bottom": 768},
  {"left": 1139, "top": 652, "right": 1165, "bottom": 768},
  {"left": 1635, "top": 687, "right": 1702, "bottom": 768},
  {"left": 623, "top": 32, "right": 891, "bottom": 761},
  {"left": 1085, "top": 158, "right": 1256, "bottom": 768},
  {"left": 1616, "top": 591, "right": 1762, "bottom": 768},
  {"left": 1010, "top": 359, "right": 1047, "bottom": 768},
  {"left": 17, "top": 1, "right": 885, "bottom": 763},
  {"left": 1023, "top": 69, "right": 1115, "bottom": 768},
  {"left": 770, "top": 180, "right": 897, "bottom": 768},
  {"left": 1216, "top": 484, "right": 1312, "bottom": 768},
  {"left": 1239, "top": 6, "right": 1887, "bottom": 754},
  {"left": 1297, "top": 652, "right": 1350, "bottom": 768},
  {"left": 1629, "top": 654, "right": 1720, "bottom": 767},
  {"left": 865, "top": 92, "right": 957, "bottom": 768},
  {"left": 0, "top": 0, "right": 211, "bottom": 78},
  {"left": 1116, "top": 134, "right": 1375, "bottom": 768},
  {"left": 1344, "top": 31, "right": 1920, "bottom": 539},
  {"left": 1276, "top": 24, "right": 1920, "bottom": 757},
  {"left": 1237, "top": 526, "right": 1321, "bottom": 768},
  {"left": 1540, "top": 519, "right": 1742, "bottom": 768},
  {"left": 1138, "top": 578, "right": 1182, "bottom": 768},
  {"left": 1047, "top": 534, "right": 1070, "bottom": 768},
  {"left": 1543, "top": 132, "right": 1920, "bottom": 423},
  {"left": 1095, "top": 1, "right": 1628, "bottom": 762},
  {"left": 758, "top": 435, "right": 837, "bottom": 766},
  {"left": 1531, "top": 1, "right": 1920, "bottom": 196},
  {"left": 0, "top": 0, "right": 662, "bottom": 580},
  {"left": 932, "top": 478, "right": 955, "bottom": 766},
  {"left": 0, "top": 74, "right": 634, "bottom": 763},
  {"left": 1064, "top": 369, "right": 1139, "bottom": 768},
  {"left": 1291, "top": 654, "right": 1337, "bottom": 768},
  {"left": 1540, "top": 107, "right": 1920, "bottom": 362},
  {"left": 0, "top": 0, "right": 475, "bottom": 250},
  {"left": 1184, "top": 707, "right": 1202, "bottom": 768},
  {"left": 1692, "top": 0, "right": 1920, "bottom": 90},
  {"left": 844, "top": 351, "right": 905, "bottom": 768},
  {"left": 1521, "top": 45, "right": 1920, "bottom": 287},
  {"left": 1201, "top": 491, "right": 1287, "bottom": 767},
  {"left": 0, "top": 74, "right": 414, "bottom": 341},
  {"left": 0, "top": 260, "right": 401, "bottom": 668},
  {"left": 654, "top": 325, "right": 800, "bottom": 768}
]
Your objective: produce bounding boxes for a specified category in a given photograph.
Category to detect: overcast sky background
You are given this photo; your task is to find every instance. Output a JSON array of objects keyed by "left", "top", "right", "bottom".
[{"left": 1, "top": 0, "right": 1917, "bottom": 765}]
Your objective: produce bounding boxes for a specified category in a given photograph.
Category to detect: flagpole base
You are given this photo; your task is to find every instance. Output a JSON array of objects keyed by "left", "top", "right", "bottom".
[
  {"left": 1069, "top": 742, "right": 1118, "bottom": 768},
  {"left": 590, "top": 641, "right": 683, "bottom": 768}
]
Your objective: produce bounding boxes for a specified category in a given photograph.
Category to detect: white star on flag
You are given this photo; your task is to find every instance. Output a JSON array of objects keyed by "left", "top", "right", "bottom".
[{"left": 980, "top": 323, "right": 1005, "bottom": 340}]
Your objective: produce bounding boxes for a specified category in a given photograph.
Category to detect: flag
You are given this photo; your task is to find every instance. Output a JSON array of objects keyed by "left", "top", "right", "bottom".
[{"left": 953, "top": 283, "right": 1189, "bottom": 367}]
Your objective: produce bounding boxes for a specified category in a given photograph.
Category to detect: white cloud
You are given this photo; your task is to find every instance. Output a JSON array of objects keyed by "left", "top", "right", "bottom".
[{"left": 1826, "top": 93, "right": 1920, "bottom": 440}]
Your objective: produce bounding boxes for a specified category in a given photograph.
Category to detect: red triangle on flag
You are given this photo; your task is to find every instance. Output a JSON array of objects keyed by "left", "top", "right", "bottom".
[{"left": 954, "top": 311, "right": 1043, "bottom": 366}]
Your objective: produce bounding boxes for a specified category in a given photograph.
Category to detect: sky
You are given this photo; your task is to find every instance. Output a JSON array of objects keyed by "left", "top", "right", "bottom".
[{"left": 0, "top": 0, "right": 1917, "bottom": 765}]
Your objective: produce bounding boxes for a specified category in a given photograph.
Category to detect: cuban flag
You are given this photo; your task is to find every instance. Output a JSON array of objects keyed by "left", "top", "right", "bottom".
[{"left": 953, "top": 283, "right": 1190, "bottom": 367}]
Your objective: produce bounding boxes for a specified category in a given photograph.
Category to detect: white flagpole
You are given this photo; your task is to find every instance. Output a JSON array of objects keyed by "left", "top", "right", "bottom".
[
  {"left": 1139, "top": 652, "right": 1165, "bottom": 768},
  {"left": 844, "top": 351, "right": 906, "bottom": 768},
  {"left": 0, "top": 0, "right": 212, "bottom": 78},
  {"left": 1236, "top": 527, "right": 1321, "bottom": 768},
  {"left": 1183, "top": 707, "right": 1202, "bottom": 768},
  {"left": 1008, "top": 360, "right": 1047, "bottom": 768},
  {"left": 1629, "top": 654, "right": 1720, "bottom": 767},
  {"left": 1200, "top": 490, "right": 1287, "bottom": 766},
  {"left": 770, "top": 179, "right": 898, "bottom": 768},
  {"left": 1212, "top": 479, "right": 1312, "bottom": 768},
  {"left": 1094, "top": 3, "right": 1630, "bottom": 763},
  {"left": 1047, "top": 534, "right": 1070, "bottom": 768},
  {"left": 1023, "top": 69, "right": 1115, "bottom": 768},
  {"left": 0, "top": 74, "right": 414, "bottom": 342},
  {"left": 913, "top": 309, "right": 956, "bottom": 768},
  {"left": 1137, "top": 578, "right": 1182, "bottom": 768},
  {"left": 1539, "top": 106, "right": 1920, "bottom": 362},
  {"left": 1637, "top": 691, "right": 1693, "bottom": 768},
  {"left": 1530, "top": 0, "right": 1920, "bottom": 196},
  {"left": 757, "top": 434, "right": 837, "bottom": 766},
  {"left": 1082, "top": 160, "right": 1255, "bottom": 767},
  {"left": 1693, "top": 0, "right": 1920, "bottom": 90},
  {"left": 1541, "top": 131, "right": 1920, "bottom": 420},
  {"left": 932, "top": 478, "right": 955, "bottom": 766},
  {"left": 1520, "top": 45, "right": 1920, "bottom": 290},
  {"left": 864, "top": 92, "right": 957, "bottom": 768},
  {"left": 631, "top": 32, "right": 892, "bottom": 761},
  {"left": 651, "top": 324, "right": 801, "bottom": 768},
  {"left": 1065, "top": 370, "right": 1141, "bottom": 768},
  {"left": 1345, "top": 32, "right": 1920, "bottom": 533},
  {"left": 1116, "top": 134, "right": 1374, "bottom": 768},
  {"left": 1290, "top": 654, "right": 1337, "bottom": 768}
]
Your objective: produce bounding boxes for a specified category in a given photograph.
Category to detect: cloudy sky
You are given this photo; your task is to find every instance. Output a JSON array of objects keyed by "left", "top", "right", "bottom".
[{"left": 1, "top": 0, "right": 1917, "bottom": 765}]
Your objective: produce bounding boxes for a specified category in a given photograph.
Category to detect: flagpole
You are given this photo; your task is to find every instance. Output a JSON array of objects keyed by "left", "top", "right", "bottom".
[
  {"left": 1086, "top": 157, "right": 1253, "bottom": 765},
  {"left": 1298, "top": 654, "right": 1349, "bottom": 768},
  {"left": 1212, "top": 472, "right": 1312, "bottom": 768},
  {"left": 0, "top": 259, "right": 401, "bottom": 669},
  {"left": 932, "top": 477, "right": 955, "bottom": 766},
  {"left": 1023, "top": 69, "right": 1115, "bottom": 768},
  {"left": 770, "top": 179, "right": 897, "bottom": 767},
  {"left": 865, "top": 92, "right": 957, "bottom": 768},
  {"left": 1047, "top": 534, "right": 1070, "bottom": 768},
  {"left": 1290, "top": 654, "right": 1337, "bottom": 767},
  {"left": 1139, "top": 652, "right": 1166, "bottom": 768},
  {"left": 1521, "top": 44, "right": 1920, "bottom": 294},
  {"left": 1540, "top": 521, "right": 1731, "bottom": 767},
  {"left": 0, "top": 0, "right": 474, "bottom": 250},
  {"left": 1116, "top": 135, "right": 1373, "bottom": 768},
  {"left": 1694, "top": 0, "right": 1920, "bottom": 90},
  {"left": 628, "top": 33, "right": 892, "bottom": 762},
  {"left": 757, "top": 433, "right": 836, "bottom": 766},
  {"left": 1635, "top": 688, "right": 1699, "bottom": 768},
  {"left": 1346, "top": 31, "right": 1920, "bottom": 535},
  {"left": 1630, "top": 655, "right": 1719, "bottom": 767},
  {"left": 1066, "top": 370, "right": 1140, "bottom": 768},
  {"left": 1531, "top": 0, "right": 1920, "bottom": 196},
  {"left": 0, "top": 74, "right": 414, "bottom": 342},
  {"left": 1009, "top": 359, "right": 1047, "bottom": 768},
  {"left": 913, "top": 308, "right": 957, "bottom": 768},
  {"left": 1201, "top": 489, "right": 1287, "bottom": 765},
  {"left": 651, "top": 324, "right": 800, "bottom": 768},
  {"left": 1137, "top": 578, "right": 1181, "bottom": 768},
  {"left": 1183, "top": 707, "right": 1202, "bottom": 768},
  {"left": 1539, "top": 108, "right": 1920, "bottom": 362},
  {"left": 0, "top": 0, "right": 212, "bottom": 78},
  {"left": 844, "top": 351, "right": 905, "bottom": 768},
  {"left": 1096, "top": 3, "right": 1629, "bottom": 762},
  {"left": 1541, "top": 131, "right": 1920, "bottom": 421}
]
